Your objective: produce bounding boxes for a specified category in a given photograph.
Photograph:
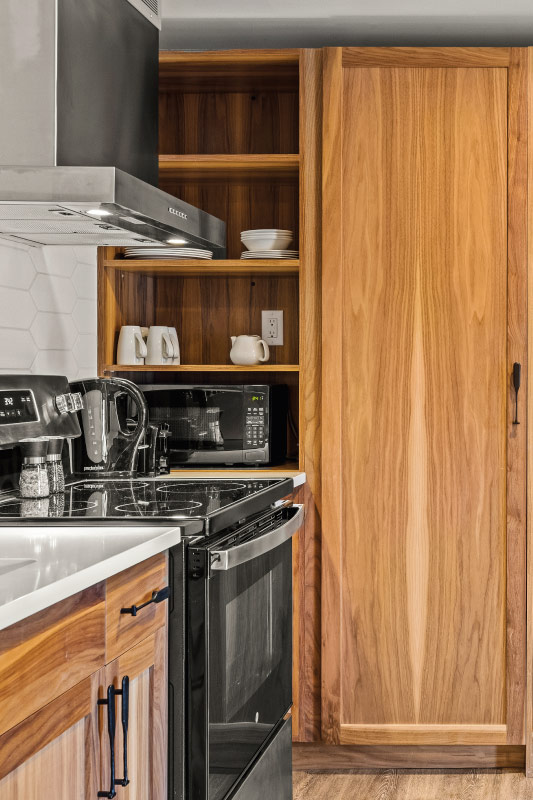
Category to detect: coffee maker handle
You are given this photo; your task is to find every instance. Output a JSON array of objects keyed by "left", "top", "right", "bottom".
[{"left": 118, "top": 381, "right": 149, "bottom": 441}]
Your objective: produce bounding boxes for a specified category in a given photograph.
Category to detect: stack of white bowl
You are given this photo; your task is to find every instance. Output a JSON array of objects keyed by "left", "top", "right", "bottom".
[{"left": 240, "top": 229, "right": 298, "bottom": 259}]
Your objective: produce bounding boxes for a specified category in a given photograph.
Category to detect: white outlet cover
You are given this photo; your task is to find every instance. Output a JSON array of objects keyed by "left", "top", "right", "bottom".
[{"left": 262, "top": 309, "right": 284, "bottom": 346}]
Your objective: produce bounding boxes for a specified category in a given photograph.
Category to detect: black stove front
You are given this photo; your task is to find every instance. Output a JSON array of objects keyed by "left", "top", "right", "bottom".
[{"left": 0, "top": 478, "right": 293, "bottom": 535}]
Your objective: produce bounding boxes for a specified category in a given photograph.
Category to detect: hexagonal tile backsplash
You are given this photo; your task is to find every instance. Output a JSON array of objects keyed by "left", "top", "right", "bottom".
[{"left": 0, "top": 241, "right": 97, "bottom": 380}]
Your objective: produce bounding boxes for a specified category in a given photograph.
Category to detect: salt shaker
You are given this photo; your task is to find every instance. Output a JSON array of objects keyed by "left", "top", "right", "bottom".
[
  {"left": 19, "top": 440, "right": 50, "bottom": 499},
  {"left": 46, "top": 438, "right": 65, "bottom": 494}
]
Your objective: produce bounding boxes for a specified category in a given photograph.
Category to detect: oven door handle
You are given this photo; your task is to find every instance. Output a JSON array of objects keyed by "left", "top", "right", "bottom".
[{"left": 210, "top": 504, "right": 304, "bottom": 571}]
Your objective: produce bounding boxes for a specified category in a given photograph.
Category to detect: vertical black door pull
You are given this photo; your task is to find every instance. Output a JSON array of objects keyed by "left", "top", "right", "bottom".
[
  {"left": 116, "top": 676, "right": 130, "bottom": 787},
  {"left": 513, "top": 362, "right": 521, "bottom": 425},
  {"left": 98, "top": 685, "right": 117, "bottom": 798}
]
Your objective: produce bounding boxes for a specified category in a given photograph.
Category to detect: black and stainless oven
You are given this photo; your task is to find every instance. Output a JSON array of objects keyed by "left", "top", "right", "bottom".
[
  {"left": 138, "top": 384, "right": 289, "bottom": 467},
  {"left": 181, "top": 502, "right": 303, "bottom": 800}
]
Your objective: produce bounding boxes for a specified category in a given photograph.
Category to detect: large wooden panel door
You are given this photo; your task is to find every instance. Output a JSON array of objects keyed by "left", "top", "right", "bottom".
[{"left": 322, "top": 48, "right": 528, "bottom": 748}]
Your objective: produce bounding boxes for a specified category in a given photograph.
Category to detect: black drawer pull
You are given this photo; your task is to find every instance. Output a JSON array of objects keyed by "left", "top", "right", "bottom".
[
  {"left": 120, "top": 585, "right": 170, "bottom": 617},
  {"left": 513, "top": 362, "right": 521, "bottom": 425},
  {"left": 98, "top": 685, "right": 117, "bottom": 798},
  {"left": 116, "top": 676, "right": 130, "bottom": 787}
]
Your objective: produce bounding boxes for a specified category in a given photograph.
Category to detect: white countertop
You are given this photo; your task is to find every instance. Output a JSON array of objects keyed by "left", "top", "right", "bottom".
[
  {"left": 0, "top": 524, "right": 190, "bottom": 631},
  {"left": 0, "top": 471, "right": 306, "bottom": 631}
]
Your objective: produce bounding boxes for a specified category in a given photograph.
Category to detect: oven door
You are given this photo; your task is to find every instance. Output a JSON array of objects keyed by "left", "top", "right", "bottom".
[{"left": 188, "top": 504, "right": 303, "bottom": 800}]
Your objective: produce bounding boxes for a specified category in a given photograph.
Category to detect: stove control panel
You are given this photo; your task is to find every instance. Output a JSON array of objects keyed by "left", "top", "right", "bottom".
[{"left": 0, "top": 390, "right": 38, "bottom": 424}]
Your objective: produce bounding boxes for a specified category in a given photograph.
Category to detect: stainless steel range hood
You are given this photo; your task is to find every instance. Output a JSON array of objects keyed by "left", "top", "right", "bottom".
[{"left": 0, "top": 0, "right": 226, "bottom": 253}]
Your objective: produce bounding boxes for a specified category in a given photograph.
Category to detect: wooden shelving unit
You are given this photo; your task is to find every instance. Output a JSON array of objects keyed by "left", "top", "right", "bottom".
[{"left": 97, "top": 47, "right": 322, "bottom": 744}]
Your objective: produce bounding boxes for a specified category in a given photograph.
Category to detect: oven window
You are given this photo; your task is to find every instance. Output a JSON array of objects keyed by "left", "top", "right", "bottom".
[{"left": 208, "top": 539, "right": 292, "bottom": 800}]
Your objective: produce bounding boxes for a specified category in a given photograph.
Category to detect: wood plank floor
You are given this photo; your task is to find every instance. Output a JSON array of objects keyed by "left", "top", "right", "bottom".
[{"left": 293, "top": 770, "right": 533, "bottom": 799}]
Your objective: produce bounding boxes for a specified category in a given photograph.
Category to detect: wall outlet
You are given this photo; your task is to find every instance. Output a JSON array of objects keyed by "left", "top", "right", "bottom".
[{"left": 262, "top": 310, "right": 284, "bottom": 346}]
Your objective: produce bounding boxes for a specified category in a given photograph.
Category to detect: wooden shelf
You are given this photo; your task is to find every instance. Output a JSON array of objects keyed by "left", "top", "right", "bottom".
[
  {"left": 104, "top": 364, "right": 300, "bottom": 373},
  {"left": 159, "top": 49, "right": 300, "bottom": 93},
  {"left": 159, "top": 154, "right": 299, "bottom": 182},
  {"left": 103, "top": 259, "right": 299, "bottom": 276},
  {"left": 169, "top": 459, "right": 302, "bottom": 477}
]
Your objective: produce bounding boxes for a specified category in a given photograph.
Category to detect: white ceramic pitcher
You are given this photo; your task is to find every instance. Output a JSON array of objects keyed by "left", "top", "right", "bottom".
[{"left": 230, "top": 335, "right": 270, "bottom": 366}]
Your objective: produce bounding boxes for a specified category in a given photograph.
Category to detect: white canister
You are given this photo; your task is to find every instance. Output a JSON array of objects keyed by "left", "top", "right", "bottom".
[{"left": 117, "top": 325, "right": 147, "bottom": 365}]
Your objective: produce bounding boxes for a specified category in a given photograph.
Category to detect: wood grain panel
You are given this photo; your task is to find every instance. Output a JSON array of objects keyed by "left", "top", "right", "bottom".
[
  {"left": 294, "top": 47, "right": 322, "bottom": 741},
  {"left": 159, "top": 93, "right": 299, "bottom": 155},
  {"left": 323, "top": 48, "right": 528, "bottom": 748},
  {"left": 0, "top": 670, "right": 101, "bottom": 787},
  {"left": 339, "top": 725, "right": 508, "bottom": 746},
  {"left": 505, "top": 47, "right": 528, "bottom": 747},
  {"left": 321, "top": 46, "right": 344, "bottom": 745},
  {"left": 341, "top": 65, "right": 507, "bottom": 728},
  {"left": 292, "top": 743, "right": 526, "bottom": 770},
  {"left": 159, "top": 154, "right": 299, "bottom": 182},
  {"left": 105, "top": 627, "right": 167, "bottom": 800},
  {"left": 0, "top": 585, "right": 105, "bottom": 737},
  {"left": 526, "top": 44, "right": 533, "bottom": 778},
  {"left": 341, "top": 47, "right": 511, "bottom": 67},
  {"left": 106, "top": 552, "right": 167, "bottom": 663}
]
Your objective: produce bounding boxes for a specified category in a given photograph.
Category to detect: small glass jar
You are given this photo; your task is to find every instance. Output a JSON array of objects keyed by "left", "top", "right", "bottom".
[
  {"left": 46, "top": 456, "right": 65, "bottom": 494},
  {"left": 19, "top": 459, "right": 50, "bottom": 498}
]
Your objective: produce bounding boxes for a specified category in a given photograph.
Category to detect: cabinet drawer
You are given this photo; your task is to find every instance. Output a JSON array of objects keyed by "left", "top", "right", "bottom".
[
  {"left": 0, "top": 584, "right": 105, "bottom": 737},
  {"left": 106, "top": 553, "right": 168, "bottom": 662}
]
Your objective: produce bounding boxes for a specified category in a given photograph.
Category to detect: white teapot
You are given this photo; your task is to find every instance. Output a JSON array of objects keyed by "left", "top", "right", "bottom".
[{"left": 230, "top": 335, "right": 270, "bottom": 366}]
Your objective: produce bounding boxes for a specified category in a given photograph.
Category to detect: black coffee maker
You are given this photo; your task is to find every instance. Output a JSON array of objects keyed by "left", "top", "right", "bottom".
[
  {"left": 69, "top": 377, "right": 149, "bottom": 477},
  {"left": 69, "top": 376, "right": 170, "bottom": 478}
]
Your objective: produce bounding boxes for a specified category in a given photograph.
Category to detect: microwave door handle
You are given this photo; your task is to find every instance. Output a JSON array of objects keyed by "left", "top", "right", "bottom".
[{"left": 210, "top": 504, "right": 304, "bottom": 571}]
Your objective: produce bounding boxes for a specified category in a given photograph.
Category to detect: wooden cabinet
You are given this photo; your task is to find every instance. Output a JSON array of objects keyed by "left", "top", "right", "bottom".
[
  {"left": 101, "top": 629, "right": 167, "bottom": 800},
  {"left": 0, "top": 554, "right": 168, "bottom": 798},
  {"left": 322, "top": 47, "right": 528, "bottom": 760}
]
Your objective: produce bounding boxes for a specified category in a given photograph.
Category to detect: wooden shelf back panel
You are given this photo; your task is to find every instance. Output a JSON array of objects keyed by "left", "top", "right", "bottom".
[
  {"left": 159, "top": 154, "right": 299, "bottom": 181},
  {"left": 102, "top": 271, "right": 299, "bottom": 366},
  {"left": 158, "top": 181, "right": 299, "bottom": 260},
  {"left": 103, "top": 259, "right": 299, "bottom": 277},
  {"left": 159, "top": 93, "right": 299, "bottom": 155}
]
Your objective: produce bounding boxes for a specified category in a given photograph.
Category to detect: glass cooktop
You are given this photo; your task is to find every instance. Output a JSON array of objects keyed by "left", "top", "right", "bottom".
[{"left": 0, "top": 478, "right": 292, "bottom": 534}]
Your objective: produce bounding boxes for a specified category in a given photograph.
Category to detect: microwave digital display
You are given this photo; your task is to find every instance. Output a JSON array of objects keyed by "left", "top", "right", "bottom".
[{"left": 0, "top": 390, "right": 38, "bottom": 424}]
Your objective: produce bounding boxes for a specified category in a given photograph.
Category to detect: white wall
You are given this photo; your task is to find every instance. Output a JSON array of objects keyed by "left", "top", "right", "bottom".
[{"left": 0, "top": 240, "right": 98, "bottom": 381}]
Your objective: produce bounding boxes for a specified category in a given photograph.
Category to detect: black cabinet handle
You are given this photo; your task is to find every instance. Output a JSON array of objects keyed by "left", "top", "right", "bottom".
[
  {"left": 513, "top": 362, "right": 521, "bottom": 425},
  {"left": 116, "top": 676, "right": 130, "bottom": 788},
  {"left": 120, "top": 585, "right": 170, "bottom": 616},
  {"left": 98, "top": 685, "right": 117, "bottom": 798}
]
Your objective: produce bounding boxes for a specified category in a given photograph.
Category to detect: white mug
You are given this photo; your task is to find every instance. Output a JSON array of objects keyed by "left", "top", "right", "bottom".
[
  {"left": 168, "top": 327, "right": 181, "bottom": 365},
  {"left": 117, "top": 325, "right": 147, "bottom": 365},
  {"left": 146, "top": 326, "right": 174, "bottom": 365}
]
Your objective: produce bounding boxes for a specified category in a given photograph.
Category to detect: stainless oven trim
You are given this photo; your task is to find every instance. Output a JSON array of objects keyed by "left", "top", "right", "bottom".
[{"left": 210, "top": 504, "right": 304, "bottom": 571}]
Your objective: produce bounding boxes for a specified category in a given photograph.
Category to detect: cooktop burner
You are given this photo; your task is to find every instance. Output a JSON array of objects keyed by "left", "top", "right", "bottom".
[{"left": 0, "top": 478, "right": 292, "bottom": 534}]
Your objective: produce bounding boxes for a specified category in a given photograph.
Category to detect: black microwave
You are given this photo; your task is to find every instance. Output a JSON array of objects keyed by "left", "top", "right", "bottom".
[{"left": 139, "top": 384, "right": 289, "bottom": 467}]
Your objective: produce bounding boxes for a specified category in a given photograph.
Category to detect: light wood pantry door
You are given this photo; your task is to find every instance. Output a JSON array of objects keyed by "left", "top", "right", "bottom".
[{"left": 322, "top": 48, "right": 528, "bottom": 748}]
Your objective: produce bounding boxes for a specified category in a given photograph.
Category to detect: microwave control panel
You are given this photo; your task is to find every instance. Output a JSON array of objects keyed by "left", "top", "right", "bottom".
[{"left": 244, "top": 389, "right": 268, "bottom": 451}]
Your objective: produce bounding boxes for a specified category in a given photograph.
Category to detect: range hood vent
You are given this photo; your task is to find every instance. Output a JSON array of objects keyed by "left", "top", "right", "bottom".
[{"left": 0, "top": 0, "right": 225, "bottom": 253}]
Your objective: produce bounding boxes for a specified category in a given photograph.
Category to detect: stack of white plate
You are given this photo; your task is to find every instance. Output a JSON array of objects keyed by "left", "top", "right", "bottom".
[
  {"left": 123, "top": 247, "right": 213, "bottom": 260},
  {"left": 241, "top": 250, "right": 299, "bottom": 259},
  {"left": 240, "top": 229, "right": 298, "bottom": 259}
]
